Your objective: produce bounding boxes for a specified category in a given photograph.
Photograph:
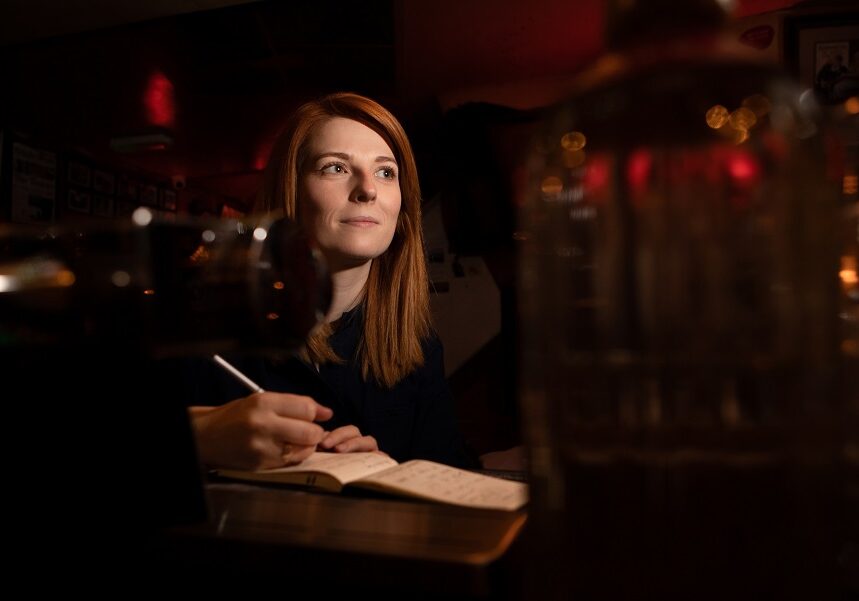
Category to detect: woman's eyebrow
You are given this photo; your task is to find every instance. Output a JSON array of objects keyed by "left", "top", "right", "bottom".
[
  {"left": 312, "top": 151, "right": 350, "bottom": 162},
  {"left": 311, "top": 151, "right": 397, "bottom": 164}
]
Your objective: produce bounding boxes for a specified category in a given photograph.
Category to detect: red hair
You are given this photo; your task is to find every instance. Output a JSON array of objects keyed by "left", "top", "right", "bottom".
[{"left": 258, "top": 93, "right": 430, "bottom": 387}]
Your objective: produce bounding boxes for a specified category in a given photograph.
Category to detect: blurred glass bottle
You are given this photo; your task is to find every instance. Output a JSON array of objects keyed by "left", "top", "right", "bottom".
[{"left": 519, "top": 1, "right": 851, "bottom": 597}]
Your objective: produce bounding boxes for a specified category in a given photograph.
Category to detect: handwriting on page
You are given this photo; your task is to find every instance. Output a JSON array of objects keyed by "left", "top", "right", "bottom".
[
  {"left": 360, "top": 461, "right": 528, "bottom": 511},
  {"left": 276, "top": 452, "right": 398, "bottom": 484}
]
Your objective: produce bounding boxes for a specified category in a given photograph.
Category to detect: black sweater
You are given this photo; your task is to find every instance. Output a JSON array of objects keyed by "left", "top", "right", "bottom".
[{"left": 175, "top": 306, "right": 477, "bottom": 468}]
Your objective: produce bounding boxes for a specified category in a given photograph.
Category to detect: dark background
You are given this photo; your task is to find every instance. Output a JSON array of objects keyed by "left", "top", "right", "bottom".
[{"left": 0, "top": 0, "right": 806, "bottom": 457}]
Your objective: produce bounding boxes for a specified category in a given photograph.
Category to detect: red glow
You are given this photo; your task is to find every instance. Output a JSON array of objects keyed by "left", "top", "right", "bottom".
[
  {"left": 583, "top": 154, "right": 611, "bottom": 197},
  {"left": 727, "top": 151, "right": 759, "bottom": 185},
  {"left": 253, "top": 138, "right": 275, "bottom": 172},
  {"left": 626, "top": 148, "right": 652, "bottom": 195},
  {"left": 144, "top": 71, "right": 176, "bottom": 128}
]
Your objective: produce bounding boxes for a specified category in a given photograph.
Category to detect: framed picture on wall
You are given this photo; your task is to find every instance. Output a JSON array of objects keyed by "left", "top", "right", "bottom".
[
  {"left": 67, "top": 161, "right": 91, "bottom": 188},
  {"left": 116, "top": 199, "right": 136, "bottom": 217},
  {"left": 10, "top": 141, "right": 56, "bottom": 224},
  {"left": 92, "top": 194, "right": 114, "bottom": 217},
  {"left": 118, "top": 175, "right": 139, "bottom": 202},
  {"left": 161, "top": 188, "right": 177, "bottom": 212},
  {"left": 140, "top": 183, "right": 158, "bottom": 207},
  {"left": 786, "top": 13, "right": 859, "bottom": 105},
  {"left": 92, "top": 169, "right": 115, "bottom": 195},
  {"left": 67, "top": 188, "right": 91, "bottom": 213}
]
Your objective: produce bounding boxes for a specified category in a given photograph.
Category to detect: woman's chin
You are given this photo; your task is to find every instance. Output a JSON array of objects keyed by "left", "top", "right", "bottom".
[{"left": 322, "top": 248, "right": 386, "bottom": 270}]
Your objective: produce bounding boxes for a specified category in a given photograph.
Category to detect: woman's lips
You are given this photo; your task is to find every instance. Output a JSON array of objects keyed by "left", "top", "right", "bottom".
[{"left": 341, "top": 217, "right": 379, "bottom": 227}]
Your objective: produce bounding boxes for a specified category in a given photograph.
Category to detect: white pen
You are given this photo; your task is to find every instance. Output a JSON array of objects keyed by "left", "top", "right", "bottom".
[{"left": 212, "top": 354, "right": 264, "bottom": 393}]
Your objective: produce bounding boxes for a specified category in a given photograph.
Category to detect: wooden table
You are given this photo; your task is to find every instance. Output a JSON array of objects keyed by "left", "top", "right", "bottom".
[{"left": 151, "top": 481, "right": 528, "bottom": 598}]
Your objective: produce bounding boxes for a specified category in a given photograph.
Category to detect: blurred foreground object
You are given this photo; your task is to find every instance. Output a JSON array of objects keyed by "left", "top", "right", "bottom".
[
  {"left": 0, "top": 211, "right": 330, "bottom": 581},
  {"left": 520, "top": 0, "right": 855, "bottom": 598},
  {"left": 0, "top": 209, "right": 329, "bottom": 355}
]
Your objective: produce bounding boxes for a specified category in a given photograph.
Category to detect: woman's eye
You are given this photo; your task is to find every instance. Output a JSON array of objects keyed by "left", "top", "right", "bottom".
[
  {"left": 375, "top": 166, "right": 396, "bottom": 180},
  {"left": 320, "top": 163, "right": 346, "bottom": 174}
]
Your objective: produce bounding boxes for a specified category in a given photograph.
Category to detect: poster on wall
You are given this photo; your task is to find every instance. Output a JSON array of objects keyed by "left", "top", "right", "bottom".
[
  {"left": 161, "top": 188, "right": 177, "bottom": 212},
  {"left": 796, "top": 22, "right": 859, "bottom": 105},
  {"left": 813, "top": 40, "right": 858, "bottom": 103},
  {"left": 92, "top": 169, "right": 115, "bottom": 195},
  {"left": 67, "top": 188, "right": 91, "bottom": 213},
  {"left": 92, "top": 194, "right": 114, "bottom": 218},
  {"left": 140, "top": 183, "right": 159, "bottom": 207},
  {"left": 11, "top": 141, "right": 56, "bottom": 224},
  {"left": 67, "top": 160, "right": 91, "bottom": 188}
]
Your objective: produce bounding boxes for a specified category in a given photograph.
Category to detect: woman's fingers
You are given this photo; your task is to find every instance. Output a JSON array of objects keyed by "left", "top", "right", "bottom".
[
  {"left": 319, "top": 425, "right": 361, "bottom": 449},
  {"left": 263, "top": 392, "right": 332, "bottom": 423},
  {"left": 266, "top": 415, "right": 326, "bottom": 447},
  {"left": 280, "top": 442, "right": 317, "bottom": 466},
  {"left": 333, "top": 435, "right": 379, "bottom": 453},
  {"left": 189, "top": 392, "right": 334, "bottom": 470}
]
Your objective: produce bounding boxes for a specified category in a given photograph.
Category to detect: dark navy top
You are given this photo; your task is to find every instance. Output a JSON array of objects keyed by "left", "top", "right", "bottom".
[{"left": 175, "top": 306, "right": 477, "bottom": 468}]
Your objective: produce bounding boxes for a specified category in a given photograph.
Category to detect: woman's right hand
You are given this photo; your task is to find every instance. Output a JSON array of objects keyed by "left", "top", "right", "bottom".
[{"left": 189, "top": 393, "right": 333, "bottom": 470}]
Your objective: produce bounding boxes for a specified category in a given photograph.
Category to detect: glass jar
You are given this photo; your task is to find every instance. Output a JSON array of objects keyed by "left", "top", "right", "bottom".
[{"left": 519, "top": 1, "right": 848, "bottom": 597}]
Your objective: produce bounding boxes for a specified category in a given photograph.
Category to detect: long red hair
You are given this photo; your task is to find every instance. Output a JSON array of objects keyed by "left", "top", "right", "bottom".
[{"left": 258, "top": 92, "right": 430, "bottom": 387}]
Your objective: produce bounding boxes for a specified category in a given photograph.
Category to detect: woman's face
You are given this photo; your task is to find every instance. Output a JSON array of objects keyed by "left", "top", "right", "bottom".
[{"left": 299, "top": 117, "right": 402, "bottom": 270}]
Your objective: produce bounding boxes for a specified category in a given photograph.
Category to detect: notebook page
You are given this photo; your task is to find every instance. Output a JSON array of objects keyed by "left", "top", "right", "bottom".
[
  {"left": 268, "top": 451, "right": 398, "bottom": 484},
  {"left": 357, "top": 460, "right": 528, "bottom": 511}
]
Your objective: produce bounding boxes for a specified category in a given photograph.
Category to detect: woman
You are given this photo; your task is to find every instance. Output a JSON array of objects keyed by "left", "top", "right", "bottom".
[{"left": 189, "top": 93, "right": 474, "bottom": 470}]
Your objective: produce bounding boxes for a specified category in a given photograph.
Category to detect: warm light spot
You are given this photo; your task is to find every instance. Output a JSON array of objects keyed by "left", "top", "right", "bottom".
[
  {"left": 56, "top": 270, "right": 76, "bottom": 287},
  {"left": 841, "top": 269, "right": 858, "bottom": 285},
  {"left": 512, "top": 231, "right": 530, "bottom": 241},
  {"left": 202, "top": 229, "right": 216, "bottom": 243},
  {"left": 540, "top": 176, "right": 564, "bottom": 196},
  {"left": 562, "top": 149, "right": 586, "bottom": 168},
  {"left": 111, "top": 271, "right": 131, "bottom": 287},
  {"left": 144, "top": 71, "right": 176, "bottom": 128},
  {"left": 0, "top": 275, "right": 14, "bottom": 293},
  {"left": 729, "top": 107, "right": 757, "bottom": 131},
  {"left": 273, "top": 281, "right": 285, "bottom": 290},
  {"left": 253, "top": 227, "right": 268, "bottom": 241},
  {"left": 732, "top": 129, "right": 749, "bottom": 145},
  {"left": 143, "top": 289, "right": 156, "bottom": 296},
  {"left": 132, "top": 207, "right": 153, "bottom": 226},
  {"left": 706, "top": 105, "right": 729, "bottom": 129},
  {"left": 846, "top": 97, "right": 859, "bottom": 115},
  {"left": 844, "top": 175, "right": 858, "bottom": 195},
  {"left": 266, "top": 312, "right": 280, "bottom": 320},
  {"left": 561, "top": 131, "right": 586, "bottom": 151},
  {"left": 189, "top": 244, "right": 210, "bottom": 263},
  {"left": 742, "top": 94, "right": 771, "bottom": 117}
]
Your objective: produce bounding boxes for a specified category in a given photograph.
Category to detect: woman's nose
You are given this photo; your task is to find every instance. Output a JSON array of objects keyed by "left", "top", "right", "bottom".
[{"left": 351, "top": 171, "right": 377, "bottom": 203}]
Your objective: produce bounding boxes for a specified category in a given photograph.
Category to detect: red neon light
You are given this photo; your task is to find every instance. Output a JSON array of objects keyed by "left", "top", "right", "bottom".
[{"left": 144, "top": 71, "right": 176, "bottom": 128}]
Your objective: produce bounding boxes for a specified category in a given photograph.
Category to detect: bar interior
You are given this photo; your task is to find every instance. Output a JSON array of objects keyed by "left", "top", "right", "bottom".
[{"left": 1, "top": 0, "right": 857, "bottom": 598}]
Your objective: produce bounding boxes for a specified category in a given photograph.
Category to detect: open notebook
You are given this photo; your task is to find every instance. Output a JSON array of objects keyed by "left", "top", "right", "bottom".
[{"left": 217, "top": 451, "right": 528, "bottom": 511}]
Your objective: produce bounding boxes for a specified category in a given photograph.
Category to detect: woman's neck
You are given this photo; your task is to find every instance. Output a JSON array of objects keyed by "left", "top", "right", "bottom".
[{"left": 325, "top": 260, "right": 371, "bottom": 323}]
